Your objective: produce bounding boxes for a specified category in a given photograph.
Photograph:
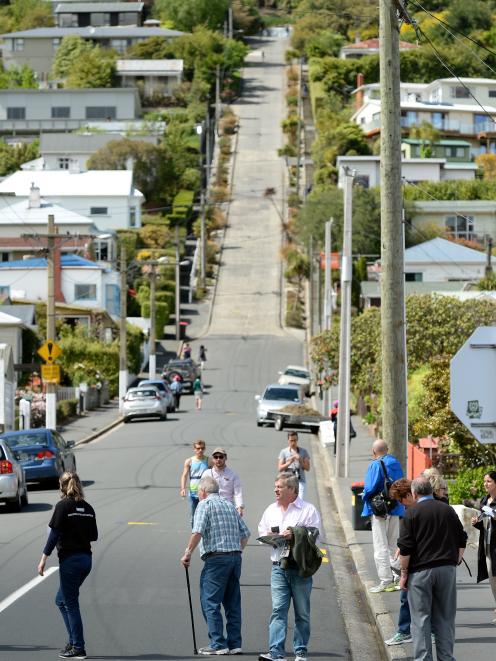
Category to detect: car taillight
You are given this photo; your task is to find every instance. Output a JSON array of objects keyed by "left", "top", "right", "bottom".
[
  {"left": 155, "top": 394, "right": 161, "bottom": 400},
  {"left": 0, "top": 460, "right": 13, "bottom": 474},
  {"left": 36, "top": 450, "right": 55, "bottom": 459}
]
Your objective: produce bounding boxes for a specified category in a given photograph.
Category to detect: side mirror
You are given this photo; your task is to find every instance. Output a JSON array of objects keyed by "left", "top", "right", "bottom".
[
  {"left": 66, "top": 441, "right": 75, "bottom": 448},
  {"left": 254, "top": 395, "right": 261, "bottom": 401}
]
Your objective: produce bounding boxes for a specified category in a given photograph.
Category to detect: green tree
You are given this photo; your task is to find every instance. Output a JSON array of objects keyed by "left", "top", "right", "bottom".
[
  {"left": 0, "top": 64, "right": 37, "bottom": 89},
  {"left": 153, "top": 0, "right": 229, "bottom": 32},
  {"left": 0, "top": 0, "right": 54, "bottom": 33},
  {"left": 52, "top": 36, "right": 93, "bottom": 79},
  {"left": 409, "top": 121, "right": 441, "bottom": 158},
  {"left": 0, "top": 139, "right": 39, "bottom": 176},
  {"left": 65, "top": 47, "right": 116, "bottom": 88},
  {"left": 447, "top": 0, "right": 493, "bottom": 34}
]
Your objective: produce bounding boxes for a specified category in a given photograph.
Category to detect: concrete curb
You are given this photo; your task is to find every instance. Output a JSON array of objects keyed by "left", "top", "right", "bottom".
[{"left": 74, "top": 416, "right": 122, "bottom": 447}]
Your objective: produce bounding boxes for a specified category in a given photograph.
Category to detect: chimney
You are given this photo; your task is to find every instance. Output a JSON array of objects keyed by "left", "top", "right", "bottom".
[
  {"left": 356, "top": 72, "right": 365, "bottom": 111},
  {"left": 28, "top": 183, "right": 41, "bottom": 208},
  {"left": 53, "top": 231, "right": 65, "bottom": 303}
]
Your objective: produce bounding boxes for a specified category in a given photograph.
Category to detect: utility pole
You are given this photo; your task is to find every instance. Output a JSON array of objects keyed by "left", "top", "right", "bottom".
[
  {"left": 175, "top": 225, "right": 181, "bottom": 341},
  {"left": 149, "top": 264, "right": 157, "bottom": 379},
  {"left": 228, "top": 4, "right": 233, "bottom": 39},
  {"left": 200, "top": 110, "right": 211, "bottom": 291},
  {"left": 308, "top": 235, "right": 313, "bottom": 338},
  {"left": 486, "top": 237, "right": 494, "bottom": 276},
  {"left": 380, "top": 0, "right": 408, "bottom": 470},
  {"left": 119, "top": 245, "right": 127, "bottom": 410},
  {"left": 46, "top": 214, "right": 57, "bottom": 430},
  {"left": 336, "top": 169, "right": 354, "bottom": 477},
  {"left": 323, "top": 219, "right": 332, "bottom": 331}
]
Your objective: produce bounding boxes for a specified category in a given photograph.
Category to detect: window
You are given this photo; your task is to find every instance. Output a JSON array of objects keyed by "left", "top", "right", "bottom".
[
  {"left": 13, "top": 38, "right": 24, "bottom": 51},
  {"left": 51, "top": 106, "right": 70, "bottom": 119},
  {"left": 489, "top": 90, "right": 496, "bottom": 98},
  {"left": 94, "top": 239, "right": 112, "bottom": 261},
  {"left": 85, "top": 106, "right": 116, "bottom": 120},
  {"left": 431, "top": 112, "right": 444, "bottom": 129},
  {"left": 58, "top": 157, "right": 70, "bottom": 170},
  {"left": 59, "top": 14, "right": 78, "bottom": 27},
  {"left": 129, "top": 207, "right": 136, "bottom": 227},
  {"left": 75, "top": 284, "right": 97, "bottom": 300},
  {"left": 90, "top": 207, "right": 108, "bottom": 216},
  {"left": 52, "top": 38, "right": 61, "bottom": 50},
  {"left": 450, "top": 86, "right": 471, "bottom": 99},
  {"left": 110, "top": 38, "right": 130, "bottom": 53},
  {"left": 105, "top": 284, "right": 120, "bottom": 316},
  {"left": 0, "top": 285, "right": 10, "bottom": 296},
  {"left": 445, "top": 215, "right": 474, "bottom": 239},
  {"left": 7, "top": 107, "right": 25, "bottom": 120},
  {"left": 405, "top": 272, "right": 423, "bottom": 282},
  {"left": 355, "top": 175, "right": 370, "bottom": 188}
]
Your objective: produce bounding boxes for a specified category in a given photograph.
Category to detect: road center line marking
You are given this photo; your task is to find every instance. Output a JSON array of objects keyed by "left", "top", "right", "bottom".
[{"left": 0, "top": 567, "right": 58, "bottom": 615}]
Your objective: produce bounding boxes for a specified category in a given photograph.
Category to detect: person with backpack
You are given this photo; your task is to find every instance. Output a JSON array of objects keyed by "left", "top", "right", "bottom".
[{"left": 361, "top": 439, "right": 404, "bottom": 593}]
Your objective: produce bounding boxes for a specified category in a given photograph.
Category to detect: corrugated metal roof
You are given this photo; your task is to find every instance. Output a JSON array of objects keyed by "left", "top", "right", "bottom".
[
  {"left": 0, "top": 255, "right": 99, "bottom": 269},
  {"left": 116, "top": 59, "right": 183, "bottom": 73},
  {"left": 39, "top": 132, "right": 157, "bottom": 154},
  {"left": 55, "top": 2, "right": 144, "bottom": 12},
  {"left": 0, "top": 198, "right": 93, "bottom": 224},
  {"left": 402, "top": 138, "right": 472, "bottom": 146},
  {"left": 405, "top": 238, "right": 496, "bottom": 264},
  {"left": 1, "top": 26, "right": 183, "bottom": 38},
  {"left": 0, "top": 170, "right": 136, "bottom": 197},
  {"left": 361, "top": 280, "right": 468, "bottom": 297},
  {"left": 0, "top": 304, "right": 35, "bottom": 326}
]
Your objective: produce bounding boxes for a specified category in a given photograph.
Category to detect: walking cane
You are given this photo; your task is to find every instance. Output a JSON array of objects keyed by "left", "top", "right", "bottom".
[{"left": 185, "top": 566, "right": 198, "bottom": 654}]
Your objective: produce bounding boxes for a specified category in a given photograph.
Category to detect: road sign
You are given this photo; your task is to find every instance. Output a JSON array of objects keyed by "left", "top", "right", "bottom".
[
  {"left": 37, "top": 341, "right": 62, "bottom": 363},
  {"left": 451, "top": 326, "right": 496, "bottom": 444},
  {"left": 41, "top": 364, "right": 61, "bottom": 384}
]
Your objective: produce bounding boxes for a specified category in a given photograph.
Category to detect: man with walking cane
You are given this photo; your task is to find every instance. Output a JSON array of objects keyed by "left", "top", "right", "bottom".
[{"left": 180, "top": 475, "right": 250, "bottom": 655}]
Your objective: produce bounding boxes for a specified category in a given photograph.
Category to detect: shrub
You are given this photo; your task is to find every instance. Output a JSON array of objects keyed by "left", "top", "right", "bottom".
[
  {"left": 219, "top": 136, "right": 231, "bottom": 155},
  {"left": 219, "top": 113, "right": 237, "bottom": 135},
  {"left": 57, "top": 399, "right": 78, "bottom": 425},
  {"left": 141, "top": 301, "right": 170, "bottom": 337},
  {"left": 449, "top": 466, "right": 489, "bottom": 505},
  {"left": 210, "top": 185, "right": 229, "bottom": 202}
]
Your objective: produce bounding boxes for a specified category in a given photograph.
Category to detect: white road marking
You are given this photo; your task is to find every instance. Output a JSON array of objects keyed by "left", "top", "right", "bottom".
[{"left": 0, "top": 567, "right": 58, "bottom": 615}]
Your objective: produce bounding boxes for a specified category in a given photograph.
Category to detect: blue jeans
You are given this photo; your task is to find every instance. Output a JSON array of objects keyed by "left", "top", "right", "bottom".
[
  {"left": 189, "top": 493, "right": 199, "bottom": 527},
  {"left": 269, "top": 566, "right": 312, "bottom": 658},
  {"left": 398, "top": 588, "right": 411, "bottom": 635},
  {"left": 200, "top": 554, "right": 242, "bottom": 650},
  {"left": 55, "top": 553, "right": 92, "bottom": 650}
]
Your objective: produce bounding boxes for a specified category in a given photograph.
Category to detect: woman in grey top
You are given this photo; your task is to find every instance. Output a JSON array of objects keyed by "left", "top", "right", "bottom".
[{"left": 278, "top": 431, "right": 310, "bottom": 500}]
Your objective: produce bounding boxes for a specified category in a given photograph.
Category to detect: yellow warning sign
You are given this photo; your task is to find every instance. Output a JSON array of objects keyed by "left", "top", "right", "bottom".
[
  {"left": 38, "top": 341, "right": 62, "bottom": 363},
  {"left": 41, "top": 364, "right": 61, "bottom": 383}
]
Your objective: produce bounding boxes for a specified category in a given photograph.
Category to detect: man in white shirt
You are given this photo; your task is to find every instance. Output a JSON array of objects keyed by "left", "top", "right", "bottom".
[
  {"left": 258, "top": 472, "right": 321, "bottom": 661},
  {"left": 202, "top": 447, "right": 244, "bottom": 516}
]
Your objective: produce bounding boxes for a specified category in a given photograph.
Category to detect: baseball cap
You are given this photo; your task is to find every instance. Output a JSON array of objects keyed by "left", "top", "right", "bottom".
[{"left": 212, "top": 447, "right": 227, "bottom": 456}]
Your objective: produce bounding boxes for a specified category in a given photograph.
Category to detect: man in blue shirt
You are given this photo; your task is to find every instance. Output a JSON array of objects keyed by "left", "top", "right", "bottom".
[
  {"left": 362, "top": 439, "right": 404, "bottom": 593},
  {"left": 181, "top": 475, "right": 250, "bottom": 656}
]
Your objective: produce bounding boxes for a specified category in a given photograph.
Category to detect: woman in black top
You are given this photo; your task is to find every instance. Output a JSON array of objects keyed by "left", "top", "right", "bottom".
[
  {"left": 471, "top": 470, "right": 496, "bottom": 623},
  {"left": 38, "top": 472, "right": 98, "bottom": 660}
]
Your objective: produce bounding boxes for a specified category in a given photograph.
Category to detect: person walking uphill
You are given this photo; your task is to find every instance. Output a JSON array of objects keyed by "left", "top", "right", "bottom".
[
  {"left": 180, "top": 439, "right": 211, "bottom": 527},
  {"left": 203, "top": 448, "right": 244, "bottom": 516},
  {"left": 37, "top": 472, "right": 98, "bottom": 660},
  {"left": 278, "top": 431, "right": 310, "bottom": 501},
  {"left": 180, "top": 475, "right": 250, "bottom": 656},
  {"left": 258, "top": 471, "right": 321, "bottom": 661},
  {"left": 398, "top": 477, "right": 467, "bottom": 661},
  {"left": 362, "top": 439, "right": 404, "bottom": 593}
]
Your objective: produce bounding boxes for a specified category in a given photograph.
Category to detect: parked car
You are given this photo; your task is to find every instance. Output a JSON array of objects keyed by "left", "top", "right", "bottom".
[
  {"left": 162, "top": 359, "right": 200, "bottom": 393},
  {"left": 138, "top": 379, "right": 175, "bottom": 412},
  {"left": 0, "top": 438, "right": 28, "bottom": 511},
  {"left": 122, "top": 385, "right": 168, "bottom": 423},
  {"left": 255, "top": 384, "right": 305, "bottom": 427},
  {"left": 0, "top": 429, "right": 76, "bottom": 488},
  {"left": 278, "top": 365, "right": 312, "bottom": 395}
]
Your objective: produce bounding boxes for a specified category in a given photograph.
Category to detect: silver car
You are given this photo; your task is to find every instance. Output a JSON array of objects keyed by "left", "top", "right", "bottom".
[
  {"left": 278, "top": 365, "right": 312, "bottom": 395},
  {"left": 138, "top": 379, "right": 175, "bottom": 412},
  {"left": 255, "top": 384, "right": 305, "bottom": 427},
  {"left": 122, "top": 386, "right": 168, "bottom": 423},
  {"left": 0, "top": 438, "right": 29, "bottom": 512}
]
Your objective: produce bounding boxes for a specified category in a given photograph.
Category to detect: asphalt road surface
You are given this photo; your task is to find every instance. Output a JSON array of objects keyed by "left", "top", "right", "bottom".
[{"left": 1, "top": 335, "right": 358, "bottom": 661}]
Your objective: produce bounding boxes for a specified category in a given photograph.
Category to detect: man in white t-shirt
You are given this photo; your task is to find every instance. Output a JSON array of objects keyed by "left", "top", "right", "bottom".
[{"left": 278, "top": 432, "right": 310, "bottom": 500}]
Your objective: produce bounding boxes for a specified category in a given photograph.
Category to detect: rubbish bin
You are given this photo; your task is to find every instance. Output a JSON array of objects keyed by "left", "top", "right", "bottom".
[
  {"left": 351, "top": 481, "right": 371, "bottom": 531},
  {"left": 179, "top": 321, "right": 188, "bottom": 340}
]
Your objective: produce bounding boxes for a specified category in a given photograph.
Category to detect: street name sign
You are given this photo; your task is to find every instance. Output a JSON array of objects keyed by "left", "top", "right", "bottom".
[
  {"left": 37, "top": 341, "right": 62, "bottom": 363},
  {"left": 450, "top": 326, "right": 496, "bottom": 444}
]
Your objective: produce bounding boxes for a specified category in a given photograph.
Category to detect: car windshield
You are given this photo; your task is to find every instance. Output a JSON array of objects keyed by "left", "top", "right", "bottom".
[
  {"left": 0, "top": 432, "right": 49, "bottom": 448},
  {"left": 264, "top": 388, "right": 300, "bottom": 401},
  {"left": 140, "top": 381, "right": 165, "bottom": 391},
  {"left": 285, "top": 369, "right": 309, "bottom": 379},
  {"left": 127, "top": 390, "right": 157, "bottom": 400}
]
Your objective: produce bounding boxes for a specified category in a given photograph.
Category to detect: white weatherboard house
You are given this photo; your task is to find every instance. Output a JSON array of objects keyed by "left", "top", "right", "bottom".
[
  {"left": 0, "top": 311, "right": 24, "bottom": 363},
  {"left": 116, "top": 59, "right": 183, "bottom": 97},
  {"left": 0, "top": 170, "right": 143, "bottom": 230},
  {"left": 0, "top": 254, "right": 120, "bottom": 317},
  {"left": 403, "top": 237, "right": 496, "bottom": 282}
]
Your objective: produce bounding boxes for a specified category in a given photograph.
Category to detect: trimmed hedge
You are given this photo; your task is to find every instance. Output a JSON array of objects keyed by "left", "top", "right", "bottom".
[
  {"left": 57, "top": 399, "right": 78, "bottom": 425},
  {"left": 141, "top": 301, "right": 170, "bottom": 336}
]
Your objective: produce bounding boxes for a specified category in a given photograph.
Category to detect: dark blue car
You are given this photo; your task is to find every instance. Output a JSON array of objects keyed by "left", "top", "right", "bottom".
[{"left": 0, "top": 428, "right": 76, "bottom": 488}]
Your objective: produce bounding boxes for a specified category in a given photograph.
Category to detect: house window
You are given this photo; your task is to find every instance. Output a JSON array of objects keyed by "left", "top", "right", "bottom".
[
  {"left": 445, "top": 214, "right": 474, "bottom": 239},
  {"left": 51, "top": 106, "right": 70, "bottom": 118},
  {"left": 355, "top": 175, "right": 369, "bottom": 188},
  {"left": 85, "top": 106, "right": 116, "bottom": 120},
  {"left": 405, "top": 272, "right": 423, "bottom": 282},
  {"left": 110, "top": 38, "right": 129, "bottom": 53},
  {"left": 0, "top": 285, "right": 10, "bottom": 296},
  {"left": 1, "top": 253, "right": 9, "bottom": 262},
  {"left": 90, "top": 207, "right": 108, "bottom": 216},
  {"left": 450, "top": 86, "right": 471, "bottom": 99},
  {"left": 13, "top": 38, "right": 24, "bottom": 51},
  {"left": 58, "top": 158, "right": 70, "bottom": 169},
  {"left": 129, "top": 207, "right": 136, "bottom": 227},
  {"left": 402, "top": 110, "right": 418, "bottom": 127},
  {"left": 59, "top": 14, "right": 78, "bottom": 27},
  {"left": 7, "top": 107, "right": 25, "bottom": 120},
  {"left": 431, "top": 112, "right": 444, "bottom": 129},
  {"left": 94, "top": 239, "right": 112, "bottom": 261},
  {"left": 52, "top": 38, "right": 62, "bottom": 50},
  {"left": 489, "top": 90, "right": 496, "bottom": 98},
  {"left": 105, "top": 284, "right": 120, "bottom": 316},
  {"left": 75, "top": 284, "right": 97, "bottom": 300}
]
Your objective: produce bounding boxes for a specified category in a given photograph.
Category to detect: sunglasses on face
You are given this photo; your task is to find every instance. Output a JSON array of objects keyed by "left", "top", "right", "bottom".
[{"left": 213, "top": 454, "right": 225, "bottom": 459}]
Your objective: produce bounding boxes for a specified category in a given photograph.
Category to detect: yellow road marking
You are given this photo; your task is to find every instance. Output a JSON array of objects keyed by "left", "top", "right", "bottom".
[{"left": 127, "top": 522, "right": 158, "bottom": 526}]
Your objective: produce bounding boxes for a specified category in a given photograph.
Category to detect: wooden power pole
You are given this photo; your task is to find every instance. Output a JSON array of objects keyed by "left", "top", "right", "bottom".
[
  {"left": 119, "top": 245, "right": 127, "bottom": 410},
  {"left": 380, "top": 0, "right": 408, "bottom": 470}
]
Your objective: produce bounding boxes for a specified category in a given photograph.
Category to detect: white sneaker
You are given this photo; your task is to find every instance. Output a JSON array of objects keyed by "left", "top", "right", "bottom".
[
  {"left": 199, "top": 647, "right": 229, "bottom": 655},
  {"left": 295, "top": 656, "right": 308, "bottom": 661},
  {"left": 369, "top": 582, "right": 393, "bottom": 593},
  {"left": 229, "top": 650, "right": 243, "bottom": 655}
]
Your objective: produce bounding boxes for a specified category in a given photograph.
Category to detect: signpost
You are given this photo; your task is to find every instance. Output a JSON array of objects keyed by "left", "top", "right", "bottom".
[
  {"left": 451, "top": 326, "right": 496, "bottom": 444},
  {"left": 37, "top": 341, "right": 62, "bottom": 364}
]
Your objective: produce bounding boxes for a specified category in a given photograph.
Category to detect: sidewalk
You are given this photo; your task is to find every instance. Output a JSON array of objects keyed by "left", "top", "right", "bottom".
[
  {"left": 322, "top": 417, "right": 494, "bottom": 661},
  {"left": 58, "top": 400, "right": 121, "bottom": 445}
]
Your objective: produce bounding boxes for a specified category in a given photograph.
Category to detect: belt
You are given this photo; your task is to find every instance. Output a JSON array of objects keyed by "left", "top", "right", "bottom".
[
  {"left": 202, "top": 551, "right": 242, "bottom": 560},
  {"left": 272, "top": 561, "right": 281, "bottom": 566}
]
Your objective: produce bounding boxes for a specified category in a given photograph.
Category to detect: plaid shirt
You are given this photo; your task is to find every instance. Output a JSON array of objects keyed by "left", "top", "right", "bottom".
[{"left": 193, "top": 494, "right": 250, "bottom": 558}]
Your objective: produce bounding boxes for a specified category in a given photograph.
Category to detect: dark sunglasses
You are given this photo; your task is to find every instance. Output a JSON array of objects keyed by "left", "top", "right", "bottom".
[{"left": 212, "top": 454, "right": 225, "bottom": 459}]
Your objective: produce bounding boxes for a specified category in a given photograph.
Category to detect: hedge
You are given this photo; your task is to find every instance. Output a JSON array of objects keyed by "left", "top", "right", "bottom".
[{"left": 141, "top": 301, "right": 170, "bottom": 336}]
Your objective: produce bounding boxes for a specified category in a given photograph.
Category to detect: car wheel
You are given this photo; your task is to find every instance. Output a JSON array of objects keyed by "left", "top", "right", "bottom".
[
  {"left": 123, "top": 417, "right": 130, "bottom": 423},
  {"left": 160, "top": 414, "right": 167, "bottom": 421},
  {"left": 256, "top": 421, "right": 262, "bottom": 427},
  {"left": 274, "top": 416, "right": 284, "bottom": 431},
  {"left": 21, "top": 487, "right": 29, "bottom": 507},
  {"left": 7, "top": 491, "right": 22, "bottom": 513}
]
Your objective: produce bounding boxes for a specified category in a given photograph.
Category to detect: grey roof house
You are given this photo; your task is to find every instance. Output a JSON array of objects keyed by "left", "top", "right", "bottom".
[
  {"left": 0, "top": 26, "right": 184, "bottom": 78},
  {"left": 55, "top": 2, "right": 144, "bottom": 28},
  {"left": 116, "top": 59, "right": 183, "bottom": 98}
]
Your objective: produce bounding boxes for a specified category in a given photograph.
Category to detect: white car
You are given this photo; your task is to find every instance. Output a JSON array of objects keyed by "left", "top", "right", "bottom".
[
  {"left": 122, "top": 386, "right": 168, "bottom": 423},
  {"left": 278, "top": 365, "right": 312, "bottom": 395}
]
